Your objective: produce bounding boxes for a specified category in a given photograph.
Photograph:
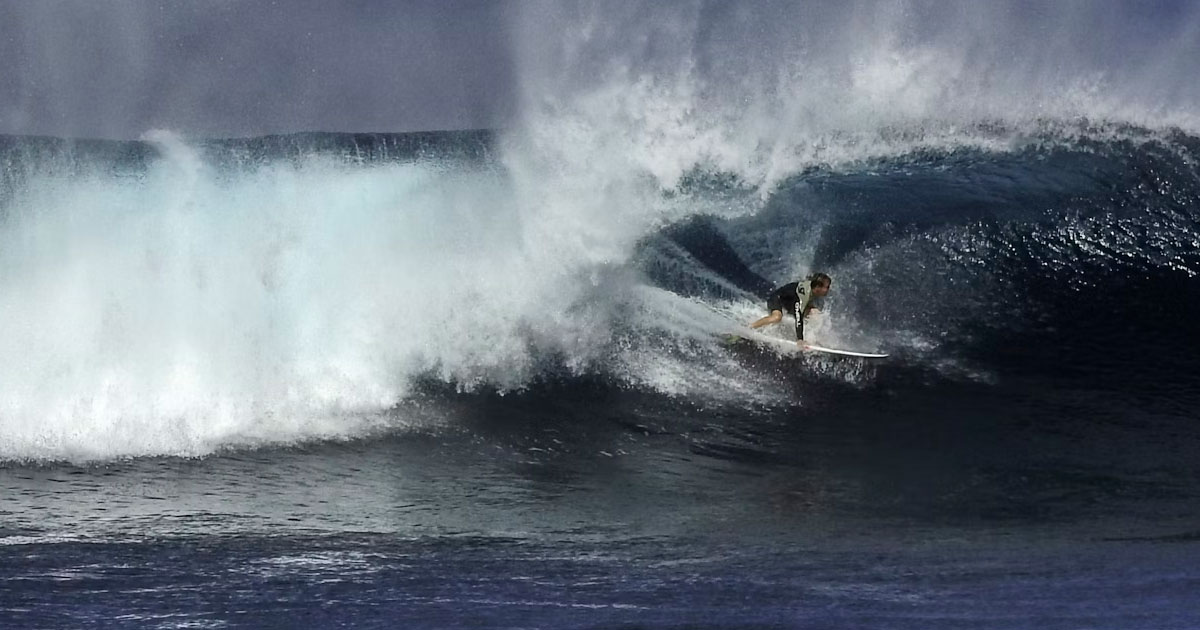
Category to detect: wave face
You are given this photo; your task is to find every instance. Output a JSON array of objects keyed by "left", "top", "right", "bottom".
[
  {"left": 3, "top": 2, "right": 1200, "bottom": 461},
  {"left": 643, "top": 125, "right": 1200, "bottom": 389}
]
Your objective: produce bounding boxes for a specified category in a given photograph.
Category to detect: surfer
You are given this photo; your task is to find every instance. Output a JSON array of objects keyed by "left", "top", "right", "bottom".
[{"left": 749, "top": 273, "right": 831, "bottom": 348}]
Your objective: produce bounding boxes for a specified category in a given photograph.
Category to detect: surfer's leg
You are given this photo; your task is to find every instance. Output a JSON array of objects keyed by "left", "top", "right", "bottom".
[
  {"left": 752, "top": 290, "right": 787, "bottom": 329},
  {"left": 750, "top": 310, "right": 783, "bottom": 329}
]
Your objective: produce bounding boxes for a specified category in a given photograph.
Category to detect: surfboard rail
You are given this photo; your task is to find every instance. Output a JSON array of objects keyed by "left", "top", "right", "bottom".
[{"left": 727, "top": 330, "right": 888, "bottom": 358}]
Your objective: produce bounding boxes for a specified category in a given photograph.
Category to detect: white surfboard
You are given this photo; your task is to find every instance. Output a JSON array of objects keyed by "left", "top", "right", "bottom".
[
  {"left": 727, "top": 329, "right": 889, "bottom": 359},
  {"left": 802, "top": 343, "right": 889, "bottom": 359}
]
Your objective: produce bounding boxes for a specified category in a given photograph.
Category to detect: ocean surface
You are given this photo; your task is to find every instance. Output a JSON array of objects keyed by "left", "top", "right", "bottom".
[{"left": 2, "top": 94, "right": 1200, "bottom": 628}]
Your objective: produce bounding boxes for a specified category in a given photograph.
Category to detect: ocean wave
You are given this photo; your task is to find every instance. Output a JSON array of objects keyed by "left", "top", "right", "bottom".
[{"left": 0, "top": 121, "right": 1196, "bottom": 461}]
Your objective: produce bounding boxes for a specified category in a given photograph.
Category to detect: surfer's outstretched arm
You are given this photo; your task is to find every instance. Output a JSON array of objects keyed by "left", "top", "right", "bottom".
[
  {"left": 795, "top": 307, "right": 820, "bottom": 349},
  {"left": 794, "top": 313, "right": 809, "bottom": 348}
]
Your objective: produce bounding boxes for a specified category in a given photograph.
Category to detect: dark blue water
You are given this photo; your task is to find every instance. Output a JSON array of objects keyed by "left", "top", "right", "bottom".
[{"left": 2, "top": 127, "right": 1200, "bottom": 627}]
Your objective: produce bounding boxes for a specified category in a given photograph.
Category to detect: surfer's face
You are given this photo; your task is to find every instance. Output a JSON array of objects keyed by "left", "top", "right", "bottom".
[{"left": 813, "top": 283, "right": 831, "bottom": 297}]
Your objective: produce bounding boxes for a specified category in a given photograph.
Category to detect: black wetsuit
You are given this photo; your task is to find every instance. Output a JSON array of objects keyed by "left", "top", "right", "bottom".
[{"left": 766, "top": 282, "right": 818, "bottom": 341}]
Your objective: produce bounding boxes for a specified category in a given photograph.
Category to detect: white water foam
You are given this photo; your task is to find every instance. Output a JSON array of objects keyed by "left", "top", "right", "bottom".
[
  {"left": 0, "top": 128, "right": 776, "bottom": 461},
  {"left": 0, "top": 135, "right": 588, "bottom": 459}
]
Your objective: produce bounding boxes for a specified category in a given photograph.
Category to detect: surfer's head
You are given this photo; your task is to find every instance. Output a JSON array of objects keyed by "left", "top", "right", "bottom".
[{"left": 808, "top": 273, "right": 832, "bottom": 297}]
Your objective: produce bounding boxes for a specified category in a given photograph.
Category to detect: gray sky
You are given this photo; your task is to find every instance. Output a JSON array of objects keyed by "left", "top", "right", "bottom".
[
  {"left": 0, "top": 0, "right": 517, "bottom": 139},
  {"left": 2, "top": 1, "right": 1198, "bottom": 140}
]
